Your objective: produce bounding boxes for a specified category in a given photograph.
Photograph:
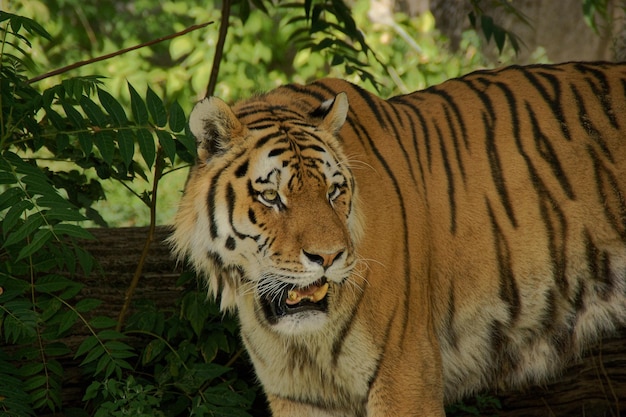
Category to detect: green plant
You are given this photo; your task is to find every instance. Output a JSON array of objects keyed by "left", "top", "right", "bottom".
[{"left": 0, "top": 11, "right": 255, "bottom": 416}]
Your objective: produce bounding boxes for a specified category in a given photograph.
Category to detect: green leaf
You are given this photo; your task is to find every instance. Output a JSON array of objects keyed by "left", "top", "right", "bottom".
[
  {"left": 137, "top": 128, "right": 156, "bottom": 169},
  {"left": 117, "top": 129, "right": 135, "bottom": 167},
  {"left": 18, "top": 362, "right": 44, "bottom": 377},
  {"left": 80, "top": 95, "right": 107, "bottom": 127},
  {"left": 128, "top": 83, "right": 149, "bottom": 124},
  {"left": 156, "top": 130, "right": 176, "bottom": 164},
  {"left": 61, "top": 102, "right": 86, "bottom": 129},
  {"left": 168, "top": 101, "right": 186, "bottom": 132},
  {"left": 95, "top": 352, "right": 112, "bottom": 376},
  {"left": 16, "top": 228, "right": 53, "bottom": 261},
  {"left": 88, "top": 316, "right": 118, "bottom": 329},
  {"left": 146, "top": 87, "right": 167, "bottom": 127},
  {"left": 97, "top": 329, "right": 125, "bottom": 340},
  {"left": 2, "top": 199, "right": 33, "bottom": 236},
  {"left": 0, "top": 171, "right": 17, "bottom": 184},
  {"left": 45, "top": 208, "right": 88, "bottom": 222},
  {"left": 93, "top": 131, "right": 115, "bottom": 165},
  {"left": 181, "top": 291, "right": 210, "bottom": 337},
  {"left": 177, "top": 132, "right": 197, "bottom": 158},
  {"left": 53, "top": 223, "right": 94, "bottom": 239},
  {"left": 35, "top": 275, "right": 75, "bottom": 293},
  {"left": 75, "top": 298, "right": 102, "bottom": 312},
  {"left": 75, "top": 336, "right": 99, "bottom": 358},
  {"left": 80, "top": 345, "right": 105, "bottom": 365},
  {"left": 22, "top": 375, "right": 47, "bottom": 391},
  {"left": 78, "top": 131, "right": 93, "bottom": 155},
  {"left": 98, "top": 88, "right": 128, "bottom": 126},
  {"left": 3, "top": 214, "right": 44, "bottom": 248},
  {"left": 56, "top": 309, "right": 79, "bottom": 335},
  {"left": 142, "top": 339, "right": 165, "bottom": 365},
  {"left": 0, "top": 187, "right": 24, "bottom": 212}
]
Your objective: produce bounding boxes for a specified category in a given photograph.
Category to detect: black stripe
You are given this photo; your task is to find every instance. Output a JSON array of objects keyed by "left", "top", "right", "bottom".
[
  {"left": 588, "top": 145, "right": 626, "bottom": 242},
  {"left": 268, "top": 147, "right": 288, "bottom": 158},
  {"left": 299, "top": 143, "right": 326, "bottom": 153},
  {"left": 465, "top": 79, "right": 517, "bottom": 228},
  {"left": 420, "top": 85, "right": 470, "bottom": 149},
  {"left": 390, "top": 97, "right": 432, "bottom": 175},
  {"left": 254, "top": 131, "right": 285, "bottom": 149},
  {"left": 520, "top": 67, "right": 572, "bottom": 141},
  {"left": 574, "top": 62, "right": 620, "bottom": 130},
  {"left": 484, "top": 111, "right": 517, "bottom": 228},
  {"left": 284, "top": 82, "right": 330, "bottom": 103},
  {"left": 525, "top": 106, "right": 575, "bottom": 200},
  {"left": 442, "top": 105, "right": 466, "bottom": 183},
  {"left": 571, "top": 84, "right": 614, "bottom": 163},
  {"left": 584, "top": 229, "right": 615, "bottom": 300},
  {"left": 434, "top": 122, "right": 457, "bottom": 234},
  {"left": 207, "top": 167, "right": 226, "bottom": 239},
  {"left": 248, "top": 208, "right": 257, "bottom": 224},
  {"left": 486, "top": 198, "right": 520, "bottom": 321},
  {"left": 380, "top": 100, "right": 419, "bottom": 186},
  {"left": 235, "top": 159, "right": 249, "bottom": 178}
]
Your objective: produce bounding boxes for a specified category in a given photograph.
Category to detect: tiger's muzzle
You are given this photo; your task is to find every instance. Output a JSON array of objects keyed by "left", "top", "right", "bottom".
[{"left": 260, "top": 277, "right": 330, "bottom": 324}]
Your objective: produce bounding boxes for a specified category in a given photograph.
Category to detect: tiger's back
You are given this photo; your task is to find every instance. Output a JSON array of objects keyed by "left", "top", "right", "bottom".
[
  {"left": 172, "top": 62, "right": 626, "bottom": 415},
  {"left": 321, "top": 62, "right": 626, "bottom": 400}
]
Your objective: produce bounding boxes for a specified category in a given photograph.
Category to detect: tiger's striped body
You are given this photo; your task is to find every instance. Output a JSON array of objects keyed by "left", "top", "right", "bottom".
[{"left": 171, "top": 62, "right": 626, "bottom": 416}]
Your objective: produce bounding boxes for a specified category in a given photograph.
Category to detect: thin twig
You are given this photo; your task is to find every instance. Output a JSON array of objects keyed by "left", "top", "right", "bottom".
[
  {"left": 205, "top": 0, "right": 231, "bottom": 98},
  {"left": 28, "top": 22, "right": 213, "bottom": 84},
  {"left": 116, "top": 150, "right": 164, "bottom": 331}
]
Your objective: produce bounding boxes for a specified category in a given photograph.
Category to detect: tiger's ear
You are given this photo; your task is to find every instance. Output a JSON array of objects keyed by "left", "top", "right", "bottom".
[
  {"left": 313, "top": 92, "right": 349, "bottom": 135},
  {"left": 189, "top": 97, "right": 246, "bottom": 159}
]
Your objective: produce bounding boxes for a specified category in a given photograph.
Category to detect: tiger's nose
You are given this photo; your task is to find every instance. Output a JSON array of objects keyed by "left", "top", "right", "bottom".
[{"left": 303, "top": 249, "right": 344, "bottom": 269}]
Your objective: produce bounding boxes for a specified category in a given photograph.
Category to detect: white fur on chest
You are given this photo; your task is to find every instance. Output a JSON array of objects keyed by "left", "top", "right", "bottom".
[{"left": 237, "top": 298, "right": 379, "bottom": 411}]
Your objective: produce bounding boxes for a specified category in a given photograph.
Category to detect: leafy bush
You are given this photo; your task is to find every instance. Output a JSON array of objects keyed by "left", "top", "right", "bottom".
[{"left": 0, "top": 11, "right": 262, "bottom": 416}]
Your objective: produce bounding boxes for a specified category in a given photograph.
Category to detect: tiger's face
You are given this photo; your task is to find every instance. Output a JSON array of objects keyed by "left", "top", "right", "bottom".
[{"left": 172, "top": 93, "right": 362, "bottom": 334}]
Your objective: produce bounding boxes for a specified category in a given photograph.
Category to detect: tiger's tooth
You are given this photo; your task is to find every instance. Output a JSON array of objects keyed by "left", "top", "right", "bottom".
[
  {"left": 288, "top": 290, "right": 299, "bottom": 302},
  {"left": 310, "top": 282, "right": 329, "bottom": 303}
]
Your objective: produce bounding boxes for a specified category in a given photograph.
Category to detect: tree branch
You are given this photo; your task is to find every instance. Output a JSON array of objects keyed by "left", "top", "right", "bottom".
[
  {"left": 205, "top": 0, "right": 232, "bottom": 98},
  {"left": 28, "top": 22, "right": 213, "bottom": 84}
]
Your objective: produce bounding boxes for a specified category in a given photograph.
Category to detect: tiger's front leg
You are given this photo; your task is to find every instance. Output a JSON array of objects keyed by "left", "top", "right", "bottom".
[
  {"left": 267, "top": 394, "right": 356, "bottom": 417},
  {"left": 366, "top": 325, "right": 446, "bottom": 417},
  {"left": 366, "top": 368, "right": 446, "bottom": 416}
]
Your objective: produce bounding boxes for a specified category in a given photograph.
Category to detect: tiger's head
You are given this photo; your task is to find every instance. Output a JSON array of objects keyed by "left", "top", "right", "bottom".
[{"left": 171, "top": 91, "right": 363, "bottom": 334}]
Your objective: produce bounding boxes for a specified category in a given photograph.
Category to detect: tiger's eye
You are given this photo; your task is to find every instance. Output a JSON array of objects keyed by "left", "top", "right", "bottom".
[{"left": 261, "top": 189, "right": 278, "bottom": 202}]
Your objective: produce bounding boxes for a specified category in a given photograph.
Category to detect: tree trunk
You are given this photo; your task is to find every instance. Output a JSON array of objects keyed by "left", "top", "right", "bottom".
[{"left": 60, "top": 226, "right": 626, "bottom": 416}]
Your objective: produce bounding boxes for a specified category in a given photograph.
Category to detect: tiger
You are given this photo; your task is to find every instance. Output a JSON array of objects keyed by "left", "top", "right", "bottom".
[{"left": 170, "top": 61, "right": 626, "bottom": 416}]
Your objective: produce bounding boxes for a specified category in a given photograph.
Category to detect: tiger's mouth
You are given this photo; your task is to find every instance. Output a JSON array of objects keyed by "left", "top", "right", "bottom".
[{"left": 260, "top": 277, "right": 330, "bottom": 324}]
